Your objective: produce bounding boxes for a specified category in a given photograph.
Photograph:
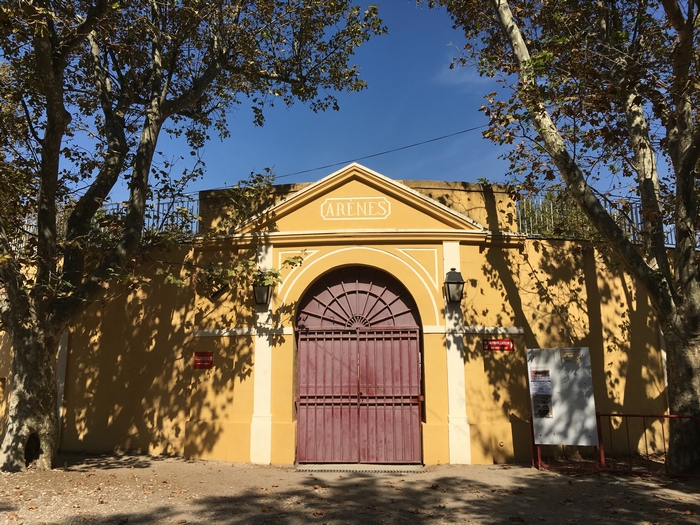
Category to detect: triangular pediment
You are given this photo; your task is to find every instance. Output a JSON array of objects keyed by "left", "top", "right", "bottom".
[{"left": 238, "top": 163, "right": 489, "bottom": 236}]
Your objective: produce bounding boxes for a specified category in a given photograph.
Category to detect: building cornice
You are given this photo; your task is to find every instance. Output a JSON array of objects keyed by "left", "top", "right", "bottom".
[{"left": 193, "top": 229, "right": 525, "bottom": 250}]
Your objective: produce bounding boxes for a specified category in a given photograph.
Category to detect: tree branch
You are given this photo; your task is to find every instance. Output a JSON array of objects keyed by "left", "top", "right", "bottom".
[
  {"left": 622, "top": 89, "right": 673, "bottom": 291},
  {"left": 660, "top": 0, "right": 700, "bottom": 313},
  {"left": 57, "top": 0, "right": 113, "bottom": 65},
  {"left": 62, "top": 32, "right": 129, "bottom": 288},
  {"left": 489, "top": 0, "right": 677, "bottom": 320},
  {"left": 661, "top": 0, "right": 689, "bottom": 33},
  {"left": 50, "top": 111, "right": 160, "bottom": 331},
  {"left": 162, "top": 46, "right": 225, "bottom": 118},
  {"left": 18, "top": 95, "right": 43, "bottom": 146},
  {"left": 27, "top": 2, "right": 72, "bottom": 308}
]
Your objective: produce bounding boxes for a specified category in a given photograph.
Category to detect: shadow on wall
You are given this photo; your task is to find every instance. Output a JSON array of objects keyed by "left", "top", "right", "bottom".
[
  {"left": 64, "top": 249, "right": 197, "bottom": 457},
  {"left": 60, "top": 189, "right": 298, "bottom": 460},
  {"left": 408, "top": 181, "right": 517, "bottom": 233},
  {"left": 464, "top": 193, "right": 667, "bottom": 461},
  {"left": 62, "top": 244, "right": 294, "bottom": 460}
]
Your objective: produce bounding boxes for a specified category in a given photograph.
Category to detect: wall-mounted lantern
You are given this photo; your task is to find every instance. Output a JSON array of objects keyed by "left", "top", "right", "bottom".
[
  {"left": 253, "top": 271, "right": 272, "bottom": 306},
  {"left": 253, "top": 283, "right": 272, "bottom": 305},
  {"left": 253, "top": 269, "right": 281, "bottom": 306},
  {"left": 444, "top": 268, "right": 465, "bottom": 304}
]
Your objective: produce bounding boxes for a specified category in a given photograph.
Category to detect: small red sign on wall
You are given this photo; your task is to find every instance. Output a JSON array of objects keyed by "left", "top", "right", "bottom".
[
  {"left": 483, "top": 339, "right": 514, "bottom": 351},
  {"left": 194, "top": 352, "right": 214, "bottom": 369}
]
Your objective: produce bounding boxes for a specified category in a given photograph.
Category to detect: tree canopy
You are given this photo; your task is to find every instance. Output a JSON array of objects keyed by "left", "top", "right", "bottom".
[
  {"left": 430, "top": 0, "right": 700, "bottom": 471},
  {"left": 0, "top": 0, "right": 384, "bottom": 471}
]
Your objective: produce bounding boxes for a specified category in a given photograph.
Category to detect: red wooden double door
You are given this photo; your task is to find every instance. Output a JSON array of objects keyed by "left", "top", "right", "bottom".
[{"left": 296, "top": 267, "right": 422, "bottom": 464}]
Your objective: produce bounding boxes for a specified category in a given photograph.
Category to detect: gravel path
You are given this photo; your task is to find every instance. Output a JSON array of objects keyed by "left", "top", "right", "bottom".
[{"left": 0, "top": 453, "right": 698, "bottom": 524}]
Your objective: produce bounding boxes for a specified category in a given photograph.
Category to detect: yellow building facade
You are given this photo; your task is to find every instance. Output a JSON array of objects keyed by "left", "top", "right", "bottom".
[{"left": 9, "top": 164, "right": 668, "bottom": 465}]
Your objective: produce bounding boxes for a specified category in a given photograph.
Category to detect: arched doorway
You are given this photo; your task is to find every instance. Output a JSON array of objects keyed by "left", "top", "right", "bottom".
[{"left": 296, "top": 266, "right": 422, "bottom": 463}]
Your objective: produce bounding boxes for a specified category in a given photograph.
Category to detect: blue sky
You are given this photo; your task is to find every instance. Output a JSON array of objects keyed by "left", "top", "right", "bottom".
[{"left": 157, "top": 1, "right": 511, "bottom": 195}]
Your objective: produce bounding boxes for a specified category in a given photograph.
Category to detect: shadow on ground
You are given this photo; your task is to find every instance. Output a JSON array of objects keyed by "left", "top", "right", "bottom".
[
  {"left": 57, "top": 452, "right": 190, "bottom": 471},
  {"left": 39, "top": 459, "right": 700, "bottom": 525}
]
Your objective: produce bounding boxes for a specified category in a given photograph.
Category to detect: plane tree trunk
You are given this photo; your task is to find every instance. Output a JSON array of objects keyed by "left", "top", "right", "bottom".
[
  {"left": 664, "top": 324, "right": 700, "bottom": 472},
  {"left": 0, "top": 328, "right": 58, "bottom": 471}
]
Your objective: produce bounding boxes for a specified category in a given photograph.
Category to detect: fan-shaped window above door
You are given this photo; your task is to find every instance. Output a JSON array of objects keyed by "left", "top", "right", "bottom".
[{"left": 296, "top": 266, "right": 420, "bottom": 330}]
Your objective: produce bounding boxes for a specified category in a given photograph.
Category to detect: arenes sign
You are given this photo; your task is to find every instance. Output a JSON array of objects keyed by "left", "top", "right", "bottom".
[{"left": 321, "top": 197, "right": 391, "bottom": 220}]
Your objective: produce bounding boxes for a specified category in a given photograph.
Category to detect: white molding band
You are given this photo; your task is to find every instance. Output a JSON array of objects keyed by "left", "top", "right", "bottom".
[
  {"left": 194, "top": 325, "right": 522, "bottom": 337},
  {"left": 443, "top": 241, "right": 471, "bottom": 464},
  {"left": 454, "top": 326, "right": 525, "bottom": 335},
  {"left": 193, "top": 327, "right": 293, "bottom": 337},
  {"left": 250, "top": 244, "right": 274, "bottom": 464}
]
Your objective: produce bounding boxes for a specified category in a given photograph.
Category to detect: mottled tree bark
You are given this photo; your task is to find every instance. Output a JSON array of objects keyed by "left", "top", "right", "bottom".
[
  {"left": 0, "top": 330, "right": 58, "bottom": 471},
  {"left": 664, "top": 325, "right": 700, "bottom": 472}
]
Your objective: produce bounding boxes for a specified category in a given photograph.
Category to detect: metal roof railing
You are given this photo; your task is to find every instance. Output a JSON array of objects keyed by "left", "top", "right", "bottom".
[
  {"left": 100, "top": 195, "right": 200, "bottom": 235},
  {"left": 516, "top": 192, "right": 676, "bottom": 247},
  {"left": 6, "top": 195, "right": 199, "bottom": 253},
  {"left": 4, "top": 190, "right": 680, "bottom": 251}
]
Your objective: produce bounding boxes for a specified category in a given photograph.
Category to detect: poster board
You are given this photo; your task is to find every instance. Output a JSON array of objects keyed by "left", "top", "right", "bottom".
[{"left": 527, "top": 347, "right": 598, "bottom": 446}]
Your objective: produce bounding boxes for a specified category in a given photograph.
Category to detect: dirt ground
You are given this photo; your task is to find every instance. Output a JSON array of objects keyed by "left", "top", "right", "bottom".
[{"left": 0, "top": 453, "right": 698, "bottom": 524}]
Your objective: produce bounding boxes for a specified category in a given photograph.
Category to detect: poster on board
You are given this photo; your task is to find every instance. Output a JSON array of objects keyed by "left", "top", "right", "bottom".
[
  {"left": 532, "top": 395, "right": 553, "bottom": 419},
  {"left": 529, "top": 369, "right": 553, "bottom": 418}
]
